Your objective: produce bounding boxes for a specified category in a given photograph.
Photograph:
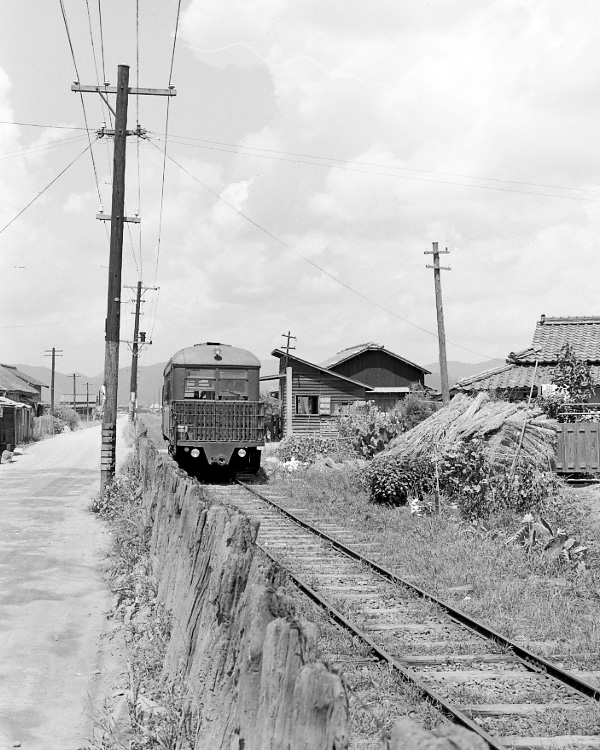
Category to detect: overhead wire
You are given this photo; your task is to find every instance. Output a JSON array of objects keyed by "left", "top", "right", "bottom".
[
  {"left": 150, "top": 133, "right": 600, "bottom": 201},
  {"left": 0, "top": 133, "right": 89, "bottom": 161},
  {"left": 148, "top": 0, "right": 182, "bottom": 341},
  {"left": 58, "top": 0, "right": 104, "bottom": 212},
  {"left": 147, "top": 139, "right": 501, "bottom": 362},
  {"left": 0, "top": 141, "right": 95, "bottom": 237},
  {"left": 136, "top": 0, "right": 143, "bottom": 280}
]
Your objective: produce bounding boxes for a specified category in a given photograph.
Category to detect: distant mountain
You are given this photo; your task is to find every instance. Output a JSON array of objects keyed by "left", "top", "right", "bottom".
[
  {"left": 16, "top": 356, "right": 282, "bottom": 408},
  {"left": 424, "top": 359, "right": 503, "bottom": 392}
]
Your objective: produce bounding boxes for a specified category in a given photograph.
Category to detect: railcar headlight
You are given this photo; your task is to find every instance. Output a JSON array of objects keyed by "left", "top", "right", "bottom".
[
  {"left": 238, "top": 448, "right": 247, "bottom": 457},
  {"left": 191, "top": 448, "right": 200, "bottom": 458}
]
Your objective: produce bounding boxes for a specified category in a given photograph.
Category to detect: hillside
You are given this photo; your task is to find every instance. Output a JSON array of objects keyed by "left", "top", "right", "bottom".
[{"left": 424, "top": 359, "right": 503, "bottom": 391}]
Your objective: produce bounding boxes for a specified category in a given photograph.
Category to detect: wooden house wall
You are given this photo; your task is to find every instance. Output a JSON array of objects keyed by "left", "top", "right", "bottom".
[
  {"left": 0, "top": 406, "right": 31, "bottom": 452},
  {"left": 330, "top": 350, "right": 425, "bottom": 388},
  {"left": 279, "top": 359, "right": 366, "bottom": 435}
]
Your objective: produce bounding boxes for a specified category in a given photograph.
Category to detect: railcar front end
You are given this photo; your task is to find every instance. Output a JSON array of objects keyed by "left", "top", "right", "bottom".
[{"left": 162, "top": 342, "right": 264, "bottom": 473}]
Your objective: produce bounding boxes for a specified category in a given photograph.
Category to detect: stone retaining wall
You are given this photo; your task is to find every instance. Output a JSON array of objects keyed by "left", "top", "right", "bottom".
[
  {"left": 135, "top": 432, "right": 489, "bottom": 750},
  {"left": 136, "top": 435, "right": 348, "bottom": 749}
]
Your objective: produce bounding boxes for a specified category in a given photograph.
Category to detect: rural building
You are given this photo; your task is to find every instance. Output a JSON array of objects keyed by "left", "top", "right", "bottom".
[
  {"left": 0, "top": 364, "right": 47, "bottom": 452},
  {"left": 267, "top": 343, "right": 430, "bottom": 436},
  {"left": 454, "top": 315, "right": 600, "bottom": 401},
  {"left": 319, "top": 343, "right": 430, "bottom": 411}
]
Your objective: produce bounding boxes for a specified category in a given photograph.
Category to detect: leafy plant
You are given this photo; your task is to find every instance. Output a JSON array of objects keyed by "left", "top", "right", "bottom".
[
  {"left": 337, "top": 401, "right": 404, "bottom": 459},
  {"left": 538, "top": 343, "right": 594, "bottom": 422},
  {"left": 276, "top": 434, "right": 342, "bottom": 464},
  {"left": 365, "top": 453, "right": 435, "bottom": 505},
  {"left": 397, "top": 385, "right": 438, "bottom": 430},
  {"left": 507, "top": 513, "right": 588, "bottom": 573}
]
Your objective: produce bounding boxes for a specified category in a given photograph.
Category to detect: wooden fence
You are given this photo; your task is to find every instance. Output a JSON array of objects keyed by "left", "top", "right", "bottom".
[{"left": 556, "top": 422, "right": 600, "bottom": 473}]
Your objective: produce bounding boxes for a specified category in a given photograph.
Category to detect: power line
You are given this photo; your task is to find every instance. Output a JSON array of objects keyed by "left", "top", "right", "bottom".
[
  {"left": 148, "top": 139, "right": 501, "bottom": 362},
  {"left": 58, "top": 0, "right": 103, "bottom": 207},
  {"left": 0, "top": 142, "right": 94, "bottom": 237},
  {"left": 5, "top": 118, "right": 600, "bottom": 200},
  {"left": 97, "top": 0, "right": 107, "bottom": 84},
  {"left": 0, "top": 133, "right": 88, "bottom": 161},
  {"left": 151, "top": 1, "right": 181, "bottom": 286},
  {"left": 151, "top": 133, "right": 600, "bottom": 200}
]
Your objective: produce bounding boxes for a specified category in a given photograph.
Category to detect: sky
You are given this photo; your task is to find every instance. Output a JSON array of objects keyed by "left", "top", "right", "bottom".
[{"left": 1, "top": 0, "right": 600, "bottom": 378}]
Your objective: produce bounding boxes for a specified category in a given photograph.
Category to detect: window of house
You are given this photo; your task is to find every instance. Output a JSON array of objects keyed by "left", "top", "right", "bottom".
[
  {"left": 295, "top": 395, "right": 319, "bottom": 415},
  {"left": 332, "top": 401, "right": 351, "bottom": 416}
]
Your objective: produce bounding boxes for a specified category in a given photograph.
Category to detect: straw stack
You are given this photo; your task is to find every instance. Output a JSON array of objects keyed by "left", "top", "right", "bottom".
[{"left": 386, "top": 393, "right": 558, "bottom": 471}]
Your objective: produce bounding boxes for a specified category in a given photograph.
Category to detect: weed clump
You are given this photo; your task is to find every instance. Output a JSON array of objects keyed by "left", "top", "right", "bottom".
[{"left": 88, "top": 462, "right": 198, "bottom": 749}]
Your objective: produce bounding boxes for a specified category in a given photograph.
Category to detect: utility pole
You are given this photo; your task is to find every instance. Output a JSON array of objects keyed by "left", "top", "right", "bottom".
[
  {"left": 281, "top": 331, "right": 296, "bottom": 437},
  {"left": 44, "top": 348, "right": 63, "bottom": 416},
  {"left": 84, "top": 382, "right": 92, "bottom": 422},
  {"left": 73, "top": 66, "right": 176, "bottom": 489},
  {"left": 425, "top": 242, "right": 451, "bottom": 406},
  {"left": 125, "top": 281, "right": 157, "bottom": 422},
  {"left": 69, "top": 373, "right": 81, "bottom": 415}
]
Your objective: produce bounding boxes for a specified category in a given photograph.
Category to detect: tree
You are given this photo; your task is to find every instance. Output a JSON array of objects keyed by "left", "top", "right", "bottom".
[{"left": 539, "top": 344, "right": 594, "bottom": 421}]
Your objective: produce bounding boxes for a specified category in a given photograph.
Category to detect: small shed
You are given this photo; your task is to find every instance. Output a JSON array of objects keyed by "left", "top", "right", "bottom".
[{"left": 0, "top": 396, "right": 33, "bottom": 454}]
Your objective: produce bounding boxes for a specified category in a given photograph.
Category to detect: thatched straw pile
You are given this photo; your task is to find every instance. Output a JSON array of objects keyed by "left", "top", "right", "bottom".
[{"left": 386, "top": 393, "right": 558, "bottom": 471}]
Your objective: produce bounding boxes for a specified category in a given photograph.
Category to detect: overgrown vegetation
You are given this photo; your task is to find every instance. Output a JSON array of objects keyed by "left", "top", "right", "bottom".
[
  {"left": 538, "top": 343, "right": 595, "bottom": 421},
  {"left": 266, "top": 465, "right": 600, "bottom": 663},
  {"left": 87, "top": 462, "right": 199, "bottom": 749},
  {"left": 32, "top": 406, "right": 81, "bottom": 441}
]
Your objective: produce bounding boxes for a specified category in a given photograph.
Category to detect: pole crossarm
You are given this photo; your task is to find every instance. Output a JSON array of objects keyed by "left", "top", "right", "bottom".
[
  {"left": 96, "top": 213, "right": 141, "bottom": 223},
  {"left": 71, "top": 84, "right": 177, "bottom": 96}
]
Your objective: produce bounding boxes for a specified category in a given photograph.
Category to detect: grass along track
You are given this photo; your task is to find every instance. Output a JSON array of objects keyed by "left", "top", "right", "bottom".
[{"left": 204, "top": 480, "right": 600, "bottom": 749}]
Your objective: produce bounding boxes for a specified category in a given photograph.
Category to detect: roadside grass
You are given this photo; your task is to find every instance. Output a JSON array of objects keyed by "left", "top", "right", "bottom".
[
  {"left": 267, "top": 466, "right": 600, "bottom": 667},
  {"left": 86, "top": 458, "right": 199, "bottom": 749}
]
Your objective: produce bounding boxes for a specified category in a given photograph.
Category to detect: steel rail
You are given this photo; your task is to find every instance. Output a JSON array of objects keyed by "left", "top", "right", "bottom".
[
  {"left": 255, "top": 542, "right": 507, "bottom": 750},
  {"left": 238, "top": 480, "right": 600, "bottom": 704}
]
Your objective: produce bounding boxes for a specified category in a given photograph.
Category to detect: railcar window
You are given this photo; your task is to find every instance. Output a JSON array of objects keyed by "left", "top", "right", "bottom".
[
  {"left": 187, "top": 369, "right": 215, "bottom": 378},
  {"left": 185, "top": 376, "right": 215, "bottom": 399},
  {"left": 218, "top": 379, "right": 248, "bottom": 400}
]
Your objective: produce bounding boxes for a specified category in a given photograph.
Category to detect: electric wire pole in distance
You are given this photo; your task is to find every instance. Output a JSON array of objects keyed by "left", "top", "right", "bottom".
[
  {"left": 425, "top": 242, "right": 451, "bottom": 406},
  {"left": 281, "top": 331, "right": 296, "bottom": 437},
  {"left": 125, "top": 281, "right": 157, "bottom": 422},
  {"left": 44, "top": 348, "right": 63, "bottom": 416},
  {"left": 73, "top": 65, "right": 176, "bottom": 489}
]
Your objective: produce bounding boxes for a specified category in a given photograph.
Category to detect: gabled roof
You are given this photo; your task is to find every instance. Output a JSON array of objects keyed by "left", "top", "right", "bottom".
[
  {"left": 271, "top": 349, "right": 370, "bottom": 390},
  {"left": 0, "top": 364, "right": 38, "bottom": 395},
  {"left": 514, "top": 315, "right": 600, "bottom": 364},
  {"left": 318, "top": 342, "right": 431, "bottom": 374}
]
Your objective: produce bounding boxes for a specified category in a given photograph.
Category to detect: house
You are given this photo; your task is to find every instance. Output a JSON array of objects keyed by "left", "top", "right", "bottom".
[
  {"left": 266, "top": 343, "right": 430, "bottom": 436},
  {"left": 454, "top": 315, "right": 600, "bottom": 401},
  {"left": 319, "top": 342, "right": 430, "bottom": 411},
  {"left": 0, "top": 364, "right": 48, "bottom": 452}
]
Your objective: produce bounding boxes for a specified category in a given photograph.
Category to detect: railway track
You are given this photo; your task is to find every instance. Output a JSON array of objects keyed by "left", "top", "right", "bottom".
[{"left": 204, "top": 479, "right": 600, "bottom": 749}]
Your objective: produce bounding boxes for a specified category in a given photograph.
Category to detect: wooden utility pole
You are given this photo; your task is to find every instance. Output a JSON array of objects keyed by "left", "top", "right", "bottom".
[
  {"left": 73, "top": 66, "right": 176, "bottom": 489},
  {"left": 84, "top": 382, "right": 92, "bottom": 421},
  {"left": 125, "top": 282, "right": 156, "bottom": 422},
  {"left": 44, "top": 347, "right": 63, "bottom": 416},
  {"left": 425, "top": 242, "right": 451, "bottom": 405},
  {"left": 281, "top": 331, "right": 296, "bottom": 437},
  {"left": 70, "top": 373, "right": 81, "bottom": 413}
]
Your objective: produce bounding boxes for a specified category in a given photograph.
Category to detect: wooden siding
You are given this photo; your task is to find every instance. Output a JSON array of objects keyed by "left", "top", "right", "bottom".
[
  {"left": 330, "top": 350, "right": 425, "bottom": 388},
  {"left": 279, "top": 359, "right": 366, "bottom": 435},
  {"left": 556, "top": 422, "right": 600, "bottom": 473}
]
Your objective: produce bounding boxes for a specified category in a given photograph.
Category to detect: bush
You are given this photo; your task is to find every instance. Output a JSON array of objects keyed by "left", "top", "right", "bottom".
[
  {"left": 365, "top": 453, "right": 435, "bottom": 504},
  {"left": 397, "top": 387, "right": 438, "bottom": 430},
  {"left": 33, "top": 414, "right": 65, "bottom": 439},
  {"left": 365, "top": 436, "right": 562, "bottom": 519},
  {"left": 337, "top": 402, "right": 404, "bottom": 459},
  {"left": 53, "top": 405, "right": 80, "bottom": 431}
]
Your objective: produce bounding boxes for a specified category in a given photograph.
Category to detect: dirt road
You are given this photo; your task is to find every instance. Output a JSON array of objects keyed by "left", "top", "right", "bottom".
[{"left": 0, "top": 420, "right": 130, "bottom": 750}]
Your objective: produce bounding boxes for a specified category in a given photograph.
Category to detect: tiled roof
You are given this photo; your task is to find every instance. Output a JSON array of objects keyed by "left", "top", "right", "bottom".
[
  {"left": 0, "top": 364, "right": 37, "bottom": 395},
  {"left": 456, "top": 363, "right": 600, "bottom": 391},
  {"left": 514, "top": 316, "right": 600, "bottom": 364},
  {"left": 318, "top": 342, "right": 430, "bottom": 374},
  {"left": 7, "top": 367, "right": 47, "bottom": 388}
]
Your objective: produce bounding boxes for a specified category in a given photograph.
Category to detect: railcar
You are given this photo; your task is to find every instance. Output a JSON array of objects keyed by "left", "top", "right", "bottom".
[{"left": 162, "top": 342, "right": 264, "bottom": 473}]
